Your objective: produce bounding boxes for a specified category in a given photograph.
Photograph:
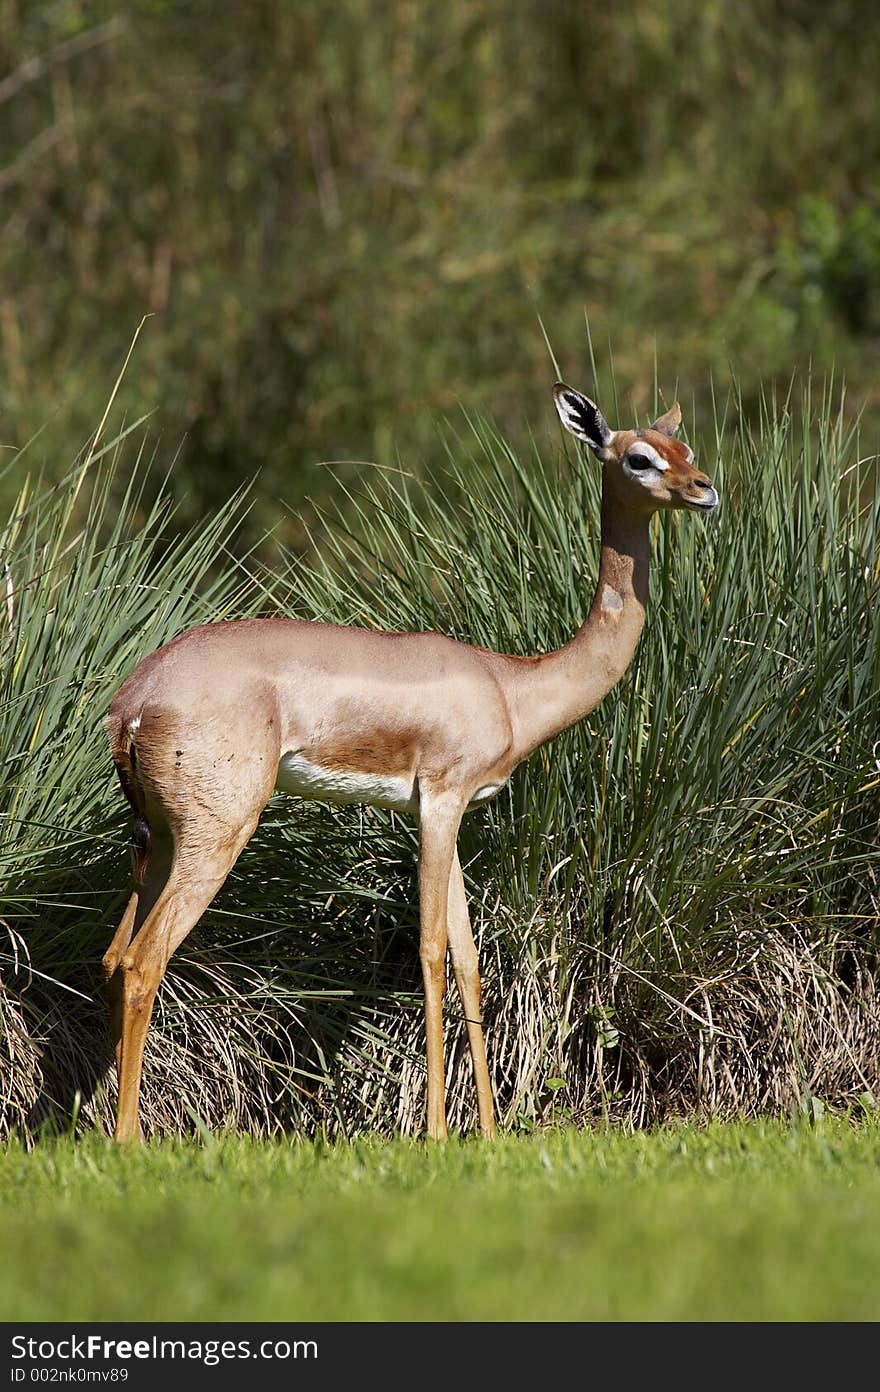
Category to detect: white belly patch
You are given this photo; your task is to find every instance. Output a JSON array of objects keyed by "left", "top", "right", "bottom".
[
  {"left": 468, "top": 783, "right": 505, "bottom": 805},
  {"left": 276, "top": 751, "right": 417, "bottom": 813}
]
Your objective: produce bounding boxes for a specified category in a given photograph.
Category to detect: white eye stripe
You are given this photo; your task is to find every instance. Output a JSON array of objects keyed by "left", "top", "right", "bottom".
[{"left": 627, "top": 442, "right": 668, "bottom": 472}]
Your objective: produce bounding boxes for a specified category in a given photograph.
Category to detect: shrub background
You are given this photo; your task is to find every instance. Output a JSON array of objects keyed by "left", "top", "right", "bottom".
[{"left": 3, "top": 1, "right": 880, "bottom": 539}]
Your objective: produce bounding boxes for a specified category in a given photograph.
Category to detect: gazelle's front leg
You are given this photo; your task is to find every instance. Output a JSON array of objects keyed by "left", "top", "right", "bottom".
[
  {"left": 417, "top": 792, "right": 465, "bottom": 1141},
  {"left": 447, "top": 849, "right": 495, "bottom": 1138}
]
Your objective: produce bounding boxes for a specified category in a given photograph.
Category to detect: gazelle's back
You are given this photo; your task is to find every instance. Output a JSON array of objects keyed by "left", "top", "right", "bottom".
[{"left": 111, "top": 616, "right": 503, "bottom": 702}]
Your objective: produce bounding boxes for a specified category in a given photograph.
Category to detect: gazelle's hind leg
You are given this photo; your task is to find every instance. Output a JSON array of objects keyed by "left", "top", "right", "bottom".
[
  {"left": 114, "top": 818, "right": 260, "bottom": 1143},
  {"left": 103, "top": 827, "right": 174, "bottom": 1081},
  {"left": 104, "top": 699, "right": 280, "bottom": 1141},
  {"left": 103, "top": 894, "right": 139, "bottom": 1072},
  {"left": 446, "top": 850, "right": 495, "bottom": 1138}
]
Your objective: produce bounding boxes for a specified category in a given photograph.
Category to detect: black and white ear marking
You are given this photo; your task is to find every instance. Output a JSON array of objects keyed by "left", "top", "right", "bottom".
[{"left": 553, "top": 382, "right": 614, "bottom": 453}]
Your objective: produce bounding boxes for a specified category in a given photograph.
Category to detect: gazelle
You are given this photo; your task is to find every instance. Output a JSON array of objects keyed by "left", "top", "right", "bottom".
[{"left": 102, "top": 382, "right": 718, "bottom": 1142}]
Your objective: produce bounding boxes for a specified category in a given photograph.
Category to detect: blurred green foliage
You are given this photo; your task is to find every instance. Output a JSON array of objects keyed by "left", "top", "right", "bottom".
[{"left": 2, "top": 0, "right": 880, "bottom": 540}]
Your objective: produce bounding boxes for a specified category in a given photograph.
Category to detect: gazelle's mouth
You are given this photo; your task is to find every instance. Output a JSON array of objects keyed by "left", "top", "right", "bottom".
[{"left": 684, "top": 487, "right": 719, "bottom": 511}]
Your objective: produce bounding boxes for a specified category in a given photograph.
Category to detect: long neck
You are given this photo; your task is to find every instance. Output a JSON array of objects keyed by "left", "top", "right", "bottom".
[{"left": 508, "top": 477, "right": 651, "bottom": 757}]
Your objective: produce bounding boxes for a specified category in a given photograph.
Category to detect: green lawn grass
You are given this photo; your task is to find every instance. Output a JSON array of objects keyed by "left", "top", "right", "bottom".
[{"left": 3, "top": 1119, "right": 879, "bottom": 1322}]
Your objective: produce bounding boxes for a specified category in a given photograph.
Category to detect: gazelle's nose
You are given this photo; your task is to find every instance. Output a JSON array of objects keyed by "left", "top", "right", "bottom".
[{"left": 690, "top": 476, "right": 719, "bottom": 510}]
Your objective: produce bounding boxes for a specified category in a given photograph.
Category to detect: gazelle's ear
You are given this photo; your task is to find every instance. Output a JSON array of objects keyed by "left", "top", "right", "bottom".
[
  {"left": 650, "top": 402, "right": 682, "bottom": 437},
  {"left": 553, "top": 383, "right": 614, "bottom": 454}
]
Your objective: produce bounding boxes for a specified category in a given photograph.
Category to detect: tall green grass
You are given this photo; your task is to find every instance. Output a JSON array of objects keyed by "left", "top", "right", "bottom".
[{"left": 1, "top": 381, "right": 878, "bottom": 1140}]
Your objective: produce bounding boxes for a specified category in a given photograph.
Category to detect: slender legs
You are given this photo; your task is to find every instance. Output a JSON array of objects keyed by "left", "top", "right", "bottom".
[
  {"left": 103, "top": 832, "right": 173, "bottom": 1081},
  {"left": 418, "top": 797, "right": 462, "bottom": 1141},
  {"left": 103, "top": 823, "right": 258, "bottom": 1143},
  {"left": 418, "top": 795, "right": 497, "bottom": 1141},
  {"left": 105, "top": 790, "right": 498, "bottom": 1143},
  {"left": 446, "top": 849, "right": 495, "bottom": 1138},
  {"left": 102, "top": 891, "right": 139, "bottom": 1081},
  {"left": 113, "top": 860, "right": 230, "bottom": 1142}
]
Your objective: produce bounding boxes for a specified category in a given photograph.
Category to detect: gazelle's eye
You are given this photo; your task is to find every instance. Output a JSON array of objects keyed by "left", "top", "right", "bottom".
[{"left": 628, "top": 453, "right": 652, "bottom": 471}]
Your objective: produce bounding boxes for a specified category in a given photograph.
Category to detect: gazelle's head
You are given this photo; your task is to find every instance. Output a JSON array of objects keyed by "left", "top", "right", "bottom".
[{"left": 553, "top": 382, "right": 719, "bottom": 515}]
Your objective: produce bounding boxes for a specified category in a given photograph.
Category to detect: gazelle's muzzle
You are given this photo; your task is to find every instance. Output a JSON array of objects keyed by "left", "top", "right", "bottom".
[{"left": 684, "top": 476, "right": 719, "bottom": 510}]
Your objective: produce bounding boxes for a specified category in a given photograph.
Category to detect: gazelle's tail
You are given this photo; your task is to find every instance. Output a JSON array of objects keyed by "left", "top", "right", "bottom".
[{"left": 106, "top": 707, "right": 151, "bottom": 886}]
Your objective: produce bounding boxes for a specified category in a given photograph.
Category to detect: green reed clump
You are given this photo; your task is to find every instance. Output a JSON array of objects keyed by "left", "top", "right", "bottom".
[{"left": 1, "top": 382, "right": 878, "bottom": 1139}]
